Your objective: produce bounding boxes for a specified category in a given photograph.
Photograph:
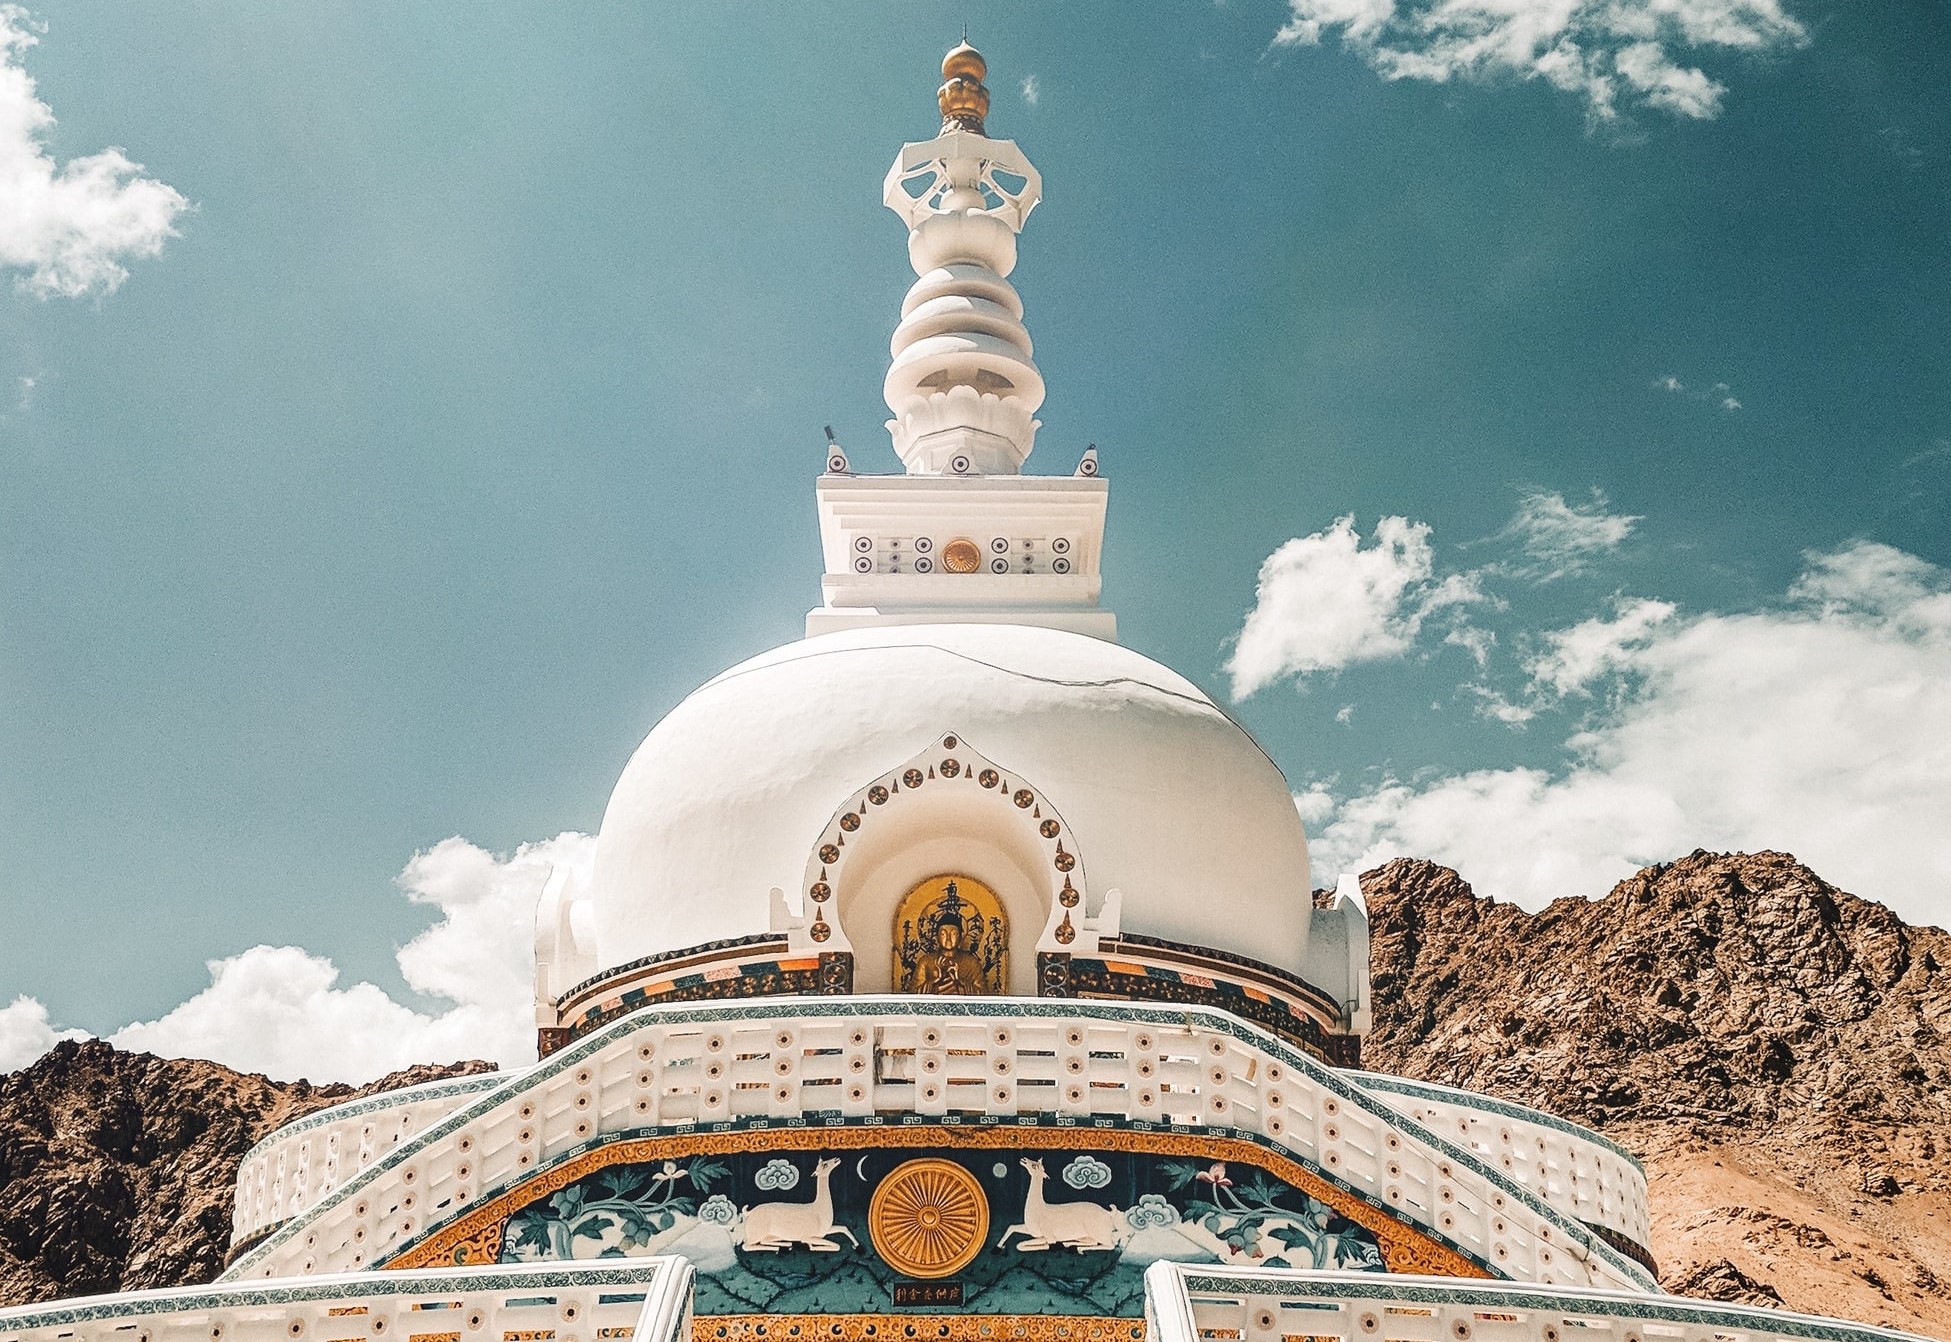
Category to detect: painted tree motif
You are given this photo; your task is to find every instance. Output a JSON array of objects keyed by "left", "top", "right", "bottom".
[
  {"left": 504, "top": 1158, "right": 730, "bottom": 1261},
  {"left": 1161, "top": 1161, "right": 1382, "bottom": 1270}
]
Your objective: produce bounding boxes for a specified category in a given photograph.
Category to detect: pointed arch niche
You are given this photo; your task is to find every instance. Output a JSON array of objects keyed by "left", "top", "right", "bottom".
[{"left": 794, "top": 733, "right": 1087, "bottom": 995}]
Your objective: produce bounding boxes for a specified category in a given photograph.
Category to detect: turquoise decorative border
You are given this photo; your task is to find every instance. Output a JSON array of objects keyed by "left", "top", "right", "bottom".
[
  {"left": 1344, "top": 1071, "right": 1645, "bottom": 1172},
  {"left": 1169, "top": 1266, "right": 1932, "bottom": 1342},
  {"left": 221, "top": 997, "right": 1659, "bottom": 1294}
]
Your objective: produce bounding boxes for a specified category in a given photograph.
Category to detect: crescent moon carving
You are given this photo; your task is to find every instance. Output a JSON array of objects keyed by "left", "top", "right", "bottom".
[{"left": 856, "top": 1154, "right": 871, "bottom": 1181}]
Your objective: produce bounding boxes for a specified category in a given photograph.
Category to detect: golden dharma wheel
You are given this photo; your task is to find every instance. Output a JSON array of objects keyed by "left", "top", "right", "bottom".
[{"left": 867, "top": 1158, "right": 989, "bottom": 1279}]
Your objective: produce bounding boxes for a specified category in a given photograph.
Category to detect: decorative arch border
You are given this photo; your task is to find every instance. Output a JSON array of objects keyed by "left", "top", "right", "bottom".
[
  {"left": 381, "top": 1119, "right": 1489, "bottom": 1283},
  {"left": 784, "top": 732, "right": 1095, "bottom": 960}
]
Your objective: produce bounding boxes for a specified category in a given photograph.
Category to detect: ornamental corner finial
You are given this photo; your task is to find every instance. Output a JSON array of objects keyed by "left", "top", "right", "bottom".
[{"left": 938, "top": 38, "right": 989, "bottom": 135}]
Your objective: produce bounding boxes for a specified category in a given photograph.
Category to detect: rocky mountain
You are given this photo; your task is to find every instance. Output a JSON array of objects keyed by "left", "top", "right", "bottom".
[
  {"left": 1, "top": 850, "right": 1945, "bottom": 1333},
  {"left": 0, "top": 1041, "right": 493, "bottom": 1306},
  {"left": 1359, "top": 850, "right": 1951, "bottom": 1336}
]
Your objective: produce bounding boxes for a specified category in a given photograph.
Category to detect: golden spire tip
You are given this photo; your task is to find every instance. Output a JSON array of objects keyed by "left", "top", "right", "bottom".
[{"left": 938, "top": 36, "right": 990, "bottom": 134}]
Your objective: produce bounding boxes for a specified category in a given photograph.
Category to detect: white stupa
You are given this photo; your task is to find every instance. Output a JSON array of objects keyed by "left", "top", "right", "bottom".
[{"left": 0, "top": 38, "right": 1923, "bottom": 1342}]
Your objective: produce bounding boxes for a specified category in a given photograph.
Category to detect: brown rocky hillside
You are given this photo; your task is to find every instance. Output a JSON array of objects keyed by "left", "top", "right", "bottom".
[
  {"left": 0, "top": 1041, "right": 493, "bottom": 1306},
  {"left": 1359, "top": 850, "right": 1951, "bottom": 1337}
]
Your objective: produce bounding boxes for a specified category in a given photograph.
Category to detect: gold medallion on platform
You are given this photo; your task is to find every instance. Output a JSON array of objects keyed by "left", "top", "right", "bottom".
[{"left": 867, "top": 1158, "right": 988, "bottom": 1279}]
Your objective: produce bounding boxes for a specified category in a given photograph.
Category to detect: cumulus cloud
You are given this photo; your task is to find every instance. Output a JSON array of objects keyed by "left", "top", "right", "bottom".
[
  {"left": 107, "top": 833, "right": 588, "bottom": 1083},
  {"left": 1304, "top": 541, "right": 1951, "bottom": 929},
  {"left": 1020, "top": 75, "right": 1039, "bottom": 107},
  {"left": 2, "top": 832, "right": 591, "bottom": 1083},
  {"left": 1500, "top": 489, "right": 1640, "bottom": 580},
  {"left": 0, "top": 6, "right": 189, "bottom": 298},
  {"left": 1228, "top": 515, "right": 1489, "bottom": 696},
  {"left": 0, "top": 994, "right": 85, "bottom": 1072},
  {"left": 1273, "top": 0, "right": 1807, "bottom": 122}
]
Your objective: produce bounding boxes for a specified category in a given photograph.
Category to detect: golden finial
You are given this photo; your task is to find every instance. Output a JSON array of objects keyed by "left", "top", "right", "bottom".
[{"left": 938, "top": 39, "right": 990, "bottom": 135}]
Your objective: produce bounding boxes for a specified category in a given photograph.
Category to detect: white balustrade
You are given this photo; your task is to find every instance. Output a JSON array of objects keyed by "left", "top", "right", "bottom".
[
  {"left": 1142, "top": 1262, "right": 1932, "bottom": 1342},
  {"left": 1348, "top": 1073, "right": 1651, "bottom": 1256},
  {"left": 223, "top": 999, "right": 1657, "bottom": 1296},
  {"left": 0, "top": 1260, "right": 694, "bottom": 1342},
  {"left": 234, "top": 1074, "right": 513, "bottom": 1246}
]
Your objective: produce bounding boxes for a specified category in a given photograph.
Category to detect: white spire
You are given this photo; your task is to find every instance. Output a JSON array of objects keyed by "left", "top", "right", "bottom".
[
  {"left": 882, "top": 45, "right": 1044, "bottom": 476},
  {"left": 805, "top": 43, "right": 1112, "bottom": 643}
]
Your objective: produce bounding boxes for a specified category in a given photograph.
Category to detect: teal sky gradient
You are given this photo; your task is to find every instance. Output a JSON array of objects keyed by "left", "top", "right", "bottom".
[{"left": 2, "top": 2, "right": 1947, "bottom": 1037}]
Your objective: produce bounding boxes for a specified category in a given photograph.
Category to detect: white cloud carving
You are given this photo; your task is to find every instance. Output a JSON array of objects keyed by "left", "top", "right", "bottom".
[
  {"left": 1274, "top": 0, "right": 1807, "bottom": 121},
  {"left": 0, "top": 6, "right": 189, "bottom": 298}
]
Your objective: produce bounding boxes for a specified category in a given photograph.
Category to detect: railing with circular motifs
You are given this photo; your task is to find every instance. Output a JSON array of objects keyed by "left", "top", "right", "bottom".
[
  {"left": 1347, "top": 1074, "right": 1652, "bottom": 1273},
  {"left": 233, "top": 1074, "right": 512, "bottom": 1248},
  {"left": 1142, "top": 1262, "right": 1932, "bottom": 1342},
  {"left": 0, "top": 1260, "right": 694, "bottom": 1342},
  {"left": 223, "top": 999, "right": 1655, "bottom": 1297}
]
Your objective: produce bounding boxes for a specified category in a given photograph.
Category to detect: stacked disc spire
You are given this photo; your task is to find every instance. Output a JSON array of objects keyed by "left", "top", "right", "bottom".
[{"left": 882, "top": 42, "right": 1045, "bottom": 476}]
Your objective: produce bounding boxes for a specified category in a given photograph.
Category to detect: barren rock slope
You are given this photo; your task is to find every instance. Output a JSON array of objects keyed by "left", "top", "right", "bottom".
[
  {"left": 0, "top": 1041, "right": 492, "bottom": 1306},
  {"left": 1358, "top": 850, "right": 1951, "bottom": 1335}
]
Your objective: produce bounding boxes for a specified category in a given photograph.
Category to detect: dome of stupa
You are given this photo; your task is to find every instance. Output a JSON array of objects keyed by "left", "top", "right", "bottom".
[{"left": 584, "top": 622, "right": 1313, "bottom": 986}]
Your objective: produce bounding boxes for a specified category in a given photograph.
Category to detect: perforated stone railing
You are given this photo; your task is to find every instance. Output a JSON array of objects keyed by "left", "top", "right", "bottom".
[
  {"left": 0, "top": 1260, "right": 694, "bottom": 1342},
  {"left": 234, "top": 1073, "right": 514, "bottom": 1246},
  {"left": 222, "top": 998, "right": 1657, "bottom": 1295},
  {"left": 1140, "top": 1262, "right": 1932, "bottom": 1342},
  {"left": 1345, "top": 1073, "right": 1651, "bottom": 1261}
]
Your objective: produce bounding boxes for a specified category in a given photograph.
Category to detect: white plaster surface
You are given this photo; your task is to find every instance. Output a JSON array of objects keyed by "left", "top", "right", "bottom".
[{"left": 584, "top": 623, "right": 1313, "bottom": 975}]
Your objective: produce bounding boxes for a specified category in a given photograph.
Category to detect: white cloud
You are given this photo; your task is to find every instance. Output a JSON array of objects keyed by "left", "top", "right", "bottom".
[
  {"left": 1525, "top": 595, "right": 1674, "bottom": 696},
  {"left": 1502, "top": 489, "right": 1641, "bottom": 580},
  {"left": 1020, "top": 75, "right": 1039, "bottom": 107},
  {"left": 1656, "top": 373, "right": 1745, "bottom": 411},
  {"left": 1303, "top": 541, "right": 1951, "bottom": 929},
  {"left": 1446, "top": 625, "right": 1496, "bottom": 668},
  {"left": 1228, "top": 515, "right": 1489, "bottom": 696},
  {"left": 1274, "top": 0, "right": 1807, "bottom": 122},
  {"left": 0, "top": 832, "right": 590, "bottom": 1084},
  {"left": 0, "top": 6, "right": 189, "bottom": 298},
  {"left": 1467, "top": 685, "right": 1537, "bottom": 724},
  {"left": 0, "top": 994, "right": 86, "bottom": 1072}
]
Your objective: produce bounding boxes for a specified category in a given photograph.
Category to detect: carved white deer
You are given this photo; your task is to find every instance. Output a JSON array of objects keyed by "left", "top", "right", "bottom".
[
  {"left": 741, "top": 1157, "right": 859, "bottom": 1252},
  {"left": 996, "top": 1156, "right": 1124, "bottom": 1251}
]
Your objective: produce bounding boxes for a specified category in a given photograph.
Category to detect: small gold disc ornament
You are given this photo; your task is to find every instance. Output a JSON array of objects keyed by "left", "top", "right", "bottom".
[
  {"left": 868, "top": 1158, "right": 988, "bottom": 1279},
  {"left": 942, "top": 538, "right": 982, "bottom": 573}
]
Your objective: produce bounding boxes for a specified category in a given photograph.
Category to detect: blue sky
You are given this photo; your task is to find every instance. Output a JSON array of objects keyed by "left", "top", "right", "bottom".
[{"left": 2, "top": 2, "right": 1946, "bottom": 1080}]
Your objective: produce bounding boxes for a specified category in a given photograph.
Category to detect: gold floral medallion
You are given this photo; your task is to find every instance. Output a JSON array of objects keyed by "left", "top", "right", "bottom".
[
  {"left": 942, "top": 538, "right": 982, "bottom": 573},
  {"left": 868, "top": 1158, "right": 988, "bottom": 1279}
]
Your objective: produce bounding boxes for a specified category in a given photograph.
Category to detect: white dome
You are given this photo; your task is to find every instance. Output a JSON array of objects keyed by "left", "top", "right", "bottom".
[{"left": 587, "top": 624, "right": 1313, "bottom": 980}]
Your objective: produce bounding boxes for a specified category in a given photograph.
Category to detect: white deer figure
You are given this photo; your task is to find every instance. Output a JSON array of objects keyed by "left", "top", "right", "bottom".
[
  {"left": 996, "top": 1157, "right": 1125, "bottom": 1251},
  {"left": 740, "top": 1157, "right": 859, "bottom": 1252}
]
